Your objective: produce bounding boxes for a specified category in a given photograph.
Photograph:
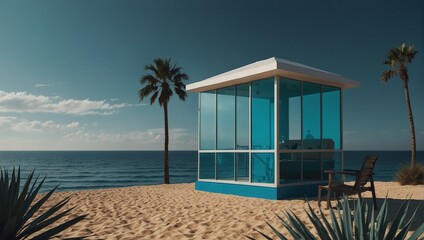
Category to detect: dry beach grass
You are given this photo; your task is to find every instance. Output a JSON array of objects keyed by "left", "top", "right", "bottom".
[{"left": 38, "top": 181, "right": 424, "bottom": 240}]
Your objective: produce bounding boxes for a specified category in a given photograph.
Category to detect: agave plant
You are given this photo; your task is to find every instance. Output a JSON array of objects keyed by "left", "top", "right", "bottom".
[
  {"left": 0, "top": 167, "right": 87, "bottom": 239},
  {"left": 248, "top": 195, "right": 424, "bottom": 240}
]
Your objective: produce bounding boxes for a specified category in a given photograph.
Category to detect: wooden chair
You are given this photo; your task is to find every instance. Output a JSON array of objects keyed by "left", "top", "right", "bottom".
[{"left": 318, "top": 155, "right": 378, "bottom": 210}]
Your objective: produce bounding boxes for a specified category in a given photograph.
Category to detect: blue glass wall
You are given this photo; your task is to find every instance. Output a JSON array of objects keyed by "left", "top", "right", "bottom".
[
  {"left": 199, "top": 153, "right": 215, "bottom": 179},
  {"left": 279, "top": 78, "right": 301, "bottom": 150},
  {"left": 236, "top": 153, "right": 249, "bottom": 181},
  {"left": 252, "top": 153, "right": 274, "bottom": 183},
  {"left": 217, "top": 87, "right": 235, "bottom": 150},
  {"left": 251, "top": 78, "right": 274, "bottom": 150},
  {"left": 279, "top": 79, "right": 341, "bottom": 183},
  {"left": 198, "top": 77, "right": 342, "bottom": 185},
  {"left": 200, "top": 91, "right": 216, "bottom": 150},
  {"left": 302, "top": 82, "right": 321, "bottom": 149},
  {"left": 236, "top": 84, "right": 250, "bottom": 150},
  {"left": 322, "top": 86, "right": 341, "bottom": 149}
]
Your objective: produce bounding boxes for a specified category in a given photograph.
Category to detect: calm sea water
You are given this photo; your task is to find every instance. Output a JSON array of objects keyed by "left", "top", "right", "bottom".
[{"left": 0, "top": 151, "right": 422, "bottom": 192}]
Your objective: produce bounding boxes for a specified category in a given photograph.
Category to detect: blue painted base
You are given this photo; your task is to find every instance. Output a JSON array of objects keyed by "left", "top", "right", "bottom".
[{"left": 195, "top": 181, "right": 323, "bottom": 200}]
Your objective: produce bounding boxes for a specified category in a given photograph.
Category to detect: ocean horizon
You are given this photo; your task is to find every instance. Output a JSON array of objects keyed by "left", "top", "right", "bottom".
[{"left": 0, "top": 150, "right": 423, "bottom": 193}]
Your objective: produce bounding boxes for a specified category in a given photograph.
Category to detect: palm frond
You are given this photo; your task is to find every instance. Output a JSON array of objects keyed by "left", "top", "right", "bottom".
[
  {"left": 140, "top": 74, "right": 161, "bottom": 85},
  {"left": 380, "top": 70, "right": 397, "bottom": 82},
  {"left": 174, "top": 87, "right": 187, "bottom": 101},
  {"left": 138, "top": 84, "right": 158, "bottom": 102},
  {"left": 139, "top": 58, "right": 189, "bottom": 107}
]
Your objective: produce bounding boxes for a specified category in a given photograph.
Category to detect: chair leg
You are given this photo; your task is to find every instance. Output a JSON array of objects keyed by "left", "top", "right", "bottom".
[
  {"left": 318, "top": 187, "right": 322, "bottom": 208},
  {"left": 326, "top": 188, "right": 332, "bottom": 209}
]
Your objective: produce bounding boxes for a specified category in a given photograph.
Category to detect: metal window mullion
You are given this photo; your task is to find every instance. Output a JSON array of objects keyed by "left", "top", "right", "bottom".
[
  {"left": 274, "top": 76, "right": 280, "bottom": 187},
  {"left": 340, "top": 89, "right": 344, "bottom": 177},
  {"left": 249, "top": 82, "right": 252, "bottom": 183},
  {"left": 320, "top": 85, "right": 323, "bottom": 180},
  {"left": 198, "top": 93, "right": 201, "bottom": 180},
  {"left": 215, "top": 90, "right": 217, "bottom": 179},
  {"left": 300, "top": 81, "right": 303, "bottom": 181},
  {"left": 234, "top": 87, "right": 237, "bottom": 181}
]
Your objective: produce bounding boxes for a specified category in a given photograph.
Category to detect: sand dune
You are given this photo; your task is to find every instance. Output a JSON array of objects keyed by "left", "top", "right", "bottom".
[{"left": 37, "top": 182, "right": 423, "bottom": 239}]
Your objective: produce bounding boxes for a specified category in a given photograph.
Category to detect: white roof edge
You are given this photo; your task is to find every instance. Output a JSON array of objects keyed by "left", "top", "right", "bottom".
[{"left": 186, "top": 57, "right": 360, "bottom": 92}]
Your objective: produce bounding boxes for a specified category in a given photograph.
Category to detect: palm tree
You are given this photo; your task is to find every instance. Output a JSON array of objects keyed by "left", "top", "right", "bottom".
[
  {"left": 138, "top": 58, "right": 189, "bottom": 184},
  {"left": 381, "top": 43, "right": 418, "bottom": 165}
]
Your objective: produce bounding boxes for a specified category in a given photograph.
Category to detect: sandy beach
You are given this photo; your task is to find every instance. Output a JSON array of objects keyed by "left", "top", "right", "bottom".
[{"left": 38, "top": 181, "right": 424, "bottom": 240}]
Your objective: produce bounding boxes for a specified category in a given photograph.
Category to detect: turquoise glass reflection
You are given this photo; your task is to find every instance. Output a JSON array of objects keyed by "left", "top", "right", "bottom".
[
  {"left": 252, "top": 153, "right": 274, "bottom": 183},
  {"left": 303, "top": 152, "right": 322, "bottom": 180},
  {"left": 279, "top": 152, "right": 301, "bottom": 182},
  {"left": 217, "top": 87, "right": 235, "bottom": 150},
  {"left": 200, "top": 91, "right": 216, "bottom": 150},
  {"left": 217, "top": 153, "right": 235, "bottom": 180},
  {"left": 236, "top": 153, "right": 249, "bottom": 181},
  {"left": 279, "top": 78, "right": 301, "bottom": 150},
  {"left": 302, "top": 82, "right": 321, "bottom": 149},
  {"left": 323, "top": 151, "right": 341, "bottom": 181},
  {"left": 236, "top": 84, "right": 249, "bottom": 150},
  {"left": 199, "top": 153, "right": 215, "bottom": 179},
  {"left": 322, "top": 86, "right": 341, "bottom": 149},
  {"left": 251, "top": 78, "right": 274, "bottom": 150}
]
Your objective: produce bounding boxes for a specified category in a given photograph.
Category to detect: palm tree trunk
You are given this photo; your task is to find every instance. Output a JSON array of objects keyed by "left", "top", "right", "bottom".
[
  {"left": 403, "top": 81, "right": 416, "bottom": 165},
  {"left": 163, "top": 103, "right": 170, "bottom": 184}
]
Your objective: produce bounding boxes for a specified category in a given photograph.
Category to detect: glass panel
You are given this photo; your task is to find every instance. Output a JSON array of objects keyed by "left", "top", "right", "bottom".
[
  {"left": 302, "top": 82, "right": 321, "bottom": 149},
  {"left": 200, "top": 91, "right": 216, "bottom": 150},
  {"left": 236, "top": 84, "right": 250, "bottom": 150},
  {"left": 252, "top": 153, "right": 274, "bottom": 183},
  {"left": 251, "top": 78, "right": 274, "bottom": 150},
  {"left": 217, "top": 153, "right": 235, "bottom": 180},
  {"left": 279, "top": 152, "right": 301, "bottom": 182},
  {"left": 199, "top": 153, "right": 215, "bottom": 179},
  {"left": 322, "top": 86, "right": 341, "bottom": 150},
  {"left": 322, "top": 151, "right": 341, "bottom": 181},
  {"left": 217, "top": 87, "right": 235, "bottom": 150},
  {"left": 279, "top": 78, "right": 301, "bottom": 150},
  {"left": 303, "top": 152, "right": 322, "bottom": 180},
  {"left": 236, "top": 152, "right": 249, "bottom": 181}
]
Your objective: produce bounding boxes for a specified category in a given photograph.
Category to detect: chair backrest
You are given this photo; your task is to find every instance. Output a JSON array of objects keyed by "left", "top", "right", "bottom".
[{"left": 354, "top": 155, "right": 378, "bottom": 189}]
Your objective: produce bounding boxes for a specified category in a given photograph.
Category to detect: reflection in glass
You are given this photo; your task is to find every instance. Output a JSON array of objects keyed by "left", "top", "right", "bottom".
[
  {"left": 303, "top": 152, "right": 322, "bottom": 180},
  {"left": 252, "top": 153, "right": 274, "bottom": 183},
  {"left": 217, "top": 87, "right": 235, "bottom": 150},
  {"left": 236, "top": 84, "right": 250, "bottom": 150},
  {"left": 236, "top": 153, "right": 249, "bottom": 181},
  {"left": 217, "top": 153, "right": 234, "bottom": 180},
  {"left": 302, "top": 82, "right": 321, "bottom": 149},
  {"left": 280, "top": 152, "right": 301, "bottom": 182},
  {"left": 200, "top": 91, "right": 216, "bottom": 150},
  {"left": 322, "top": 86, "right": 341, "bottom": 149},
  {"left": 199, "top": 153, "right": 215, "bottom": 179},
  {"left": 279, "top": 78, "right": 301, "bottom": 150},
  {"left": 322, "top": 151, "right": 341, "bottom": 181},
  {"left": 251, "top": 78, "right": 274, "bottom": 150}
]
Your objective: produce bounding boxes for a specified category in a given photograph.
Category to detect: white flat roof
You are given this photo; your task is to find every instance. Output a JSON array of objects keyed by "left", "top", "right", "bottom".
[{"left": 187, "top": 57, "right": 359, "bottom": 92}]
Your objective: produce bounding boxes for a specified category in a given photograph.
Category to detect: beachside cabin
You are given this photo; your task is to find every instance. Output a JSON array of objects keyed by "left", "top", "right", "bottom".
[{"left": 186, "top": 57, "right": 359, "bottom": 200}]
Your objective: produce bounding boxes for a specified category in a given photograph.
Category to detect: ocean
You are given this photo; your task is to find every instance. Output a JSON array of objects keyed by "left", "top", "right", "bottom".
[{"left": 0, "top": 151, "right": 422, "bottom": 193}]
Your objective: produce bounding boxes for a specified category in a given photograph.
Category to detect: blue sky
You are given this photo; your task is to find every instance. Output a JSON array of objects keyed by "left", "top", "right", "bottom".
[{"left": 0, "top": 0, "right": 423, "bottom": 150}]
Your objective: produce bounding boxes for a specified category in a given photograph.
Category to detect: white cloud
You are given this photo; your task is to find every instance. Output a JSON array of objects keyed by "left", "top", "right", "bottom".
[
  {"left": 0, "top": 116, "right": 80, "bottom": 132},
  {"left": 35, "top": 83, "right": 52, "bottom": 87},
  {"left": 0, "top": 91, "right": 136, "bottom": 115}
]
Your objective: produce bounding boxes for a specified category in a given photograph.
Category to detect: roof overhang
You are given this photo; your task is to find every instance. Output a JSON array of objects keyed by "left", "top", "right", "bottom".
[{"left": 187, "top": 57, "right": 359, "bottom": 92}]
